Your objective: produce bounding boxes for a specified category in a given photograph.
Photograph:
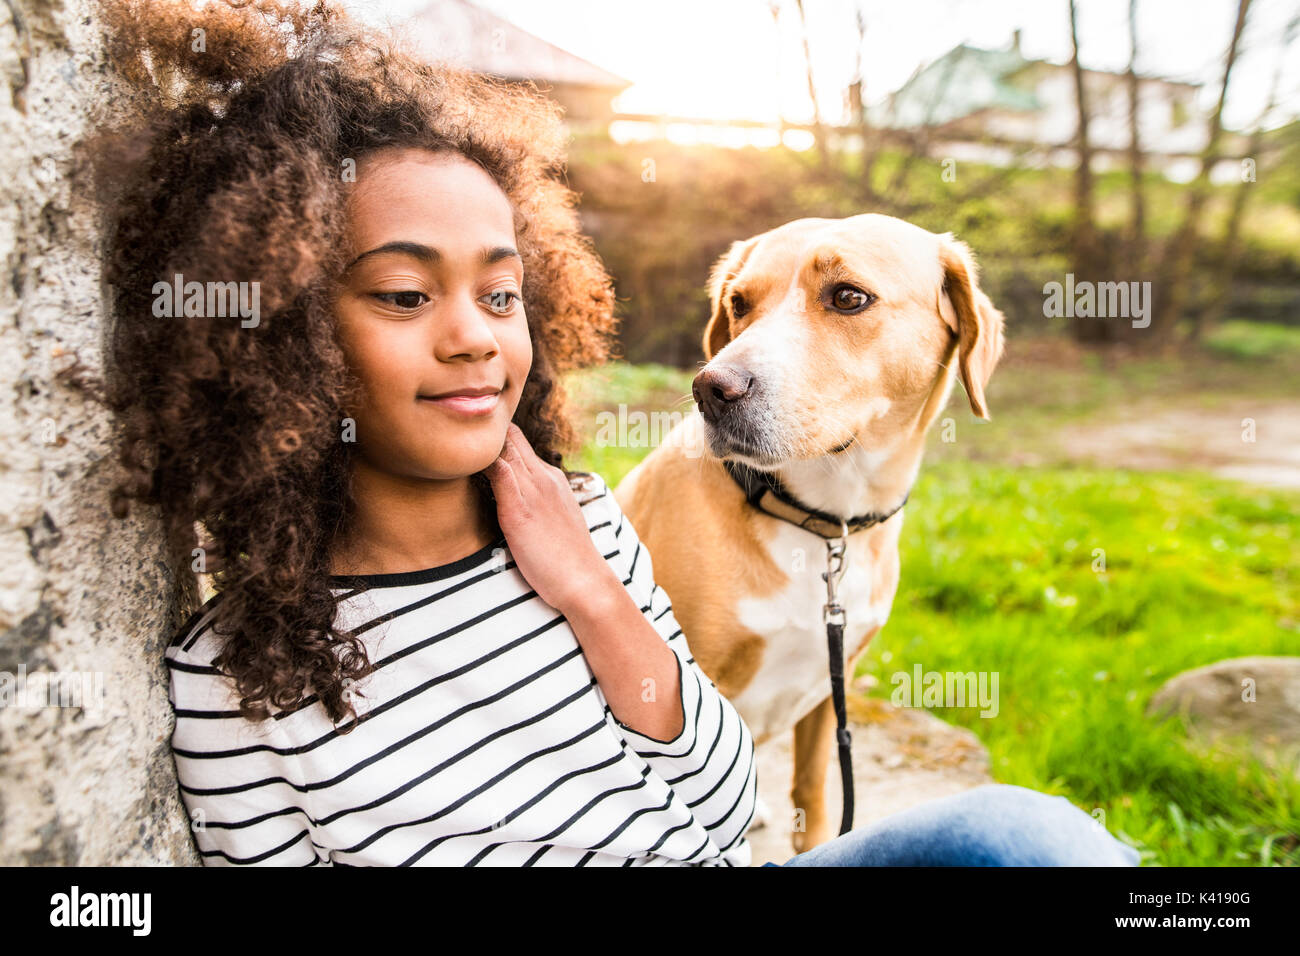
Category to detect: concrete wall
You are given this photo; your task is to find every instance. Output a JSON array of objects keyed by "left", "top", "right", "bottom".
[{"left": 0, "top": 0, "right": 199, "bottom": 865}]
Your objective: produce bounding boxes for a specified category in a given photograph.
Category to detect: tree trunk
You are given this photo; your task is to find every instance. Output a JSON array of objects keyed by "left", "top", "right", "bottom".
[
  {"left": 1153, "top": 0, "right": 1251, "bottom": 347},
  {"left": 1067, "top": 0, "right": 1108, "bottom": 344},
  {"left": 768, "top": 2, "right": 789, "bottom": 146},
  {"left": 851, "top": 4, "right": 879, "bottom": 199},
  {"left": 1191, "top": 10, "right": 1299, "bottom": 343},
  {"left": 794, "top": 0, "right": 831, "bottom": 171},
  {"left": 1126, "top": 0, "right": 1145, "bottom": 259}
]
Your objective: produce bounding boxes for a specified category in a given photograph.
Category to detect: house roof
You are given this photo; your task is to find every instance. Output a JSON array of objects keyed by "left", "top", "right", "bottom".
[
  {"left": 876, "top": 40, "right": 1199, "bottom": 129},
  {"left": 872, "top": 44, "right": 1039, "bottom": 128},
  {"left": 1013, "top": 57, "right": 1201, "bottom": 91},
  {"left": 401, "top": 0, "right": 632, "bottom": 90}
]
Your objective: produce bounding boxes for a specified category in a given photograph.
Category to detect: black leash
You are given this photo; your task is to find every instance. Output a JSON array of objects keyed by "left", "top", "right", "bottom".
[
  {"left": 724, "top": 458, "right": 908, "bottom": 836},
  {"left": 821, "top": 527, "right": 854, "bottom": 837}
]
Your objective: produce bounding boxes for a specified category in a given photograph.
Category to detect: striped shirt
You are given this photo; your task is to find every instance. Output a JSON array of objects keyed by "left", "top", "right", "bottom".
[{"left": 164, "top": 471, "right": 758, "bottom": 866}]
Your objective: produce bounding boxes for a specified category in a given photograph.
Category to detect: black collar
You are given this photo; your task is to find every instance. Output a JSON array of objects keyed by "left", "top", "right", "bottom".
[{"left": 723, "top": 459, "right": 909, "bottom": 539}]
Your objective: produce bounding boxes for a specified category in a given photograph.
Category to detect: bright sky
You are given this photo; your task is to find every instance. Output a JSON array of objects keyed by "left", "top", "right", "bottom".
[{"left": 345, "top": 0, "right": 1300, "bottom": 131}]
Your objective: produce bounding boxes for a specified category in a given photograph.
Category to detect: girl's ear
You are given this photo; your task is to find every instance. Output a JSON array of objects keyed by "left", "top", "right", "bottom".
[{"left": 702, "top": 237, "right": 758, "bottom": 361}]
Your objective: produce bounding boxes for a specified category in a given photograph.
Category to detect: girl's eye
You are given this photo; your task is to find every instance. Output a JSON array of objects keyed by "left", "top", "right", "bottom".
[
  {"left": 482, "top": 289, "right": 521, "bottom": 315},
  {"left": 828, "top": 284, "right": 875, "bottom": 314},
  {"left": 373, "top": 291, "right": 428, "bottom": 311}
]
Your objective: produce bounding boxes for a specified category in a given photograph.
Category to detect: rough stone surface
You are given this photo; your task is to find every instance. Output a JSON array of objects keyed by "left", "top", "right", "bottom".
[
  {"left": 746, "top": 694, "right": 994, "bottom": 866},
  {"left": 1148, "top": 656, "right": 1300, "bottom": 771},
  {"left": 0, "top": 0, "right": 199, "bottom": 864}
]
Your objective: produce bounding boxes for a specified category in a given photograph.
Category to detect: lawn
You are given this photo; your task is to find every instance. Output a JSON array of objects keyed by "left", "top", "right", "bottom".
[
  {"left": 862, "top": 461, "right": 1299, "bottom": 867},
  {"left": 565, "top": 341, "right": 1300, "bottom": 866}
]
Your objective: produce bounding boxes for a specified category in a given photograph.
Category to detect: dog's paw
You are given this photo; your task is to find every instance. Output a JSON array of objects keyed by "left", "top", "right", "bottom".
[{"left": 749, "top": 794, "right": 772, "bottom": 830}]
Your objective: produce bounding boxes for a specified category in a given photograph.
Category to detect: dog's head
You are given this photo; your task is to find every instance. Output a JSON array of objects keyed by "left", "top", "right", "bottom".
[{"left": 694, "top": 214, "right": 1004, "bottom": 466}]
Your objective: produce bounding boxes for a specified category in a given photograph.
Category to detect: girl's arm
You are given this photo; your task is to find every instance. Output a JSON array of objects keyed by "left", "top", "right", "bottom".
[
  {"left": 561, "top": 564, "right": 685, "bottom": 742},
  {"left": 581, "top": 482, "right": 758, "bottom": 858},
  {"left": 486, "top": 429, "right": 756, "bottom": 859}
]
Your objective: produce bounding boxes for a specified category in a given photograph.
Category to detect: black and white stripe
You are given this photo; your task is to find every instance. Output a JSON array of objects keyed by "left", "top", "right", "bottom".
[{"left": 165, "top": 472, "right": 757, "bottom": 866}]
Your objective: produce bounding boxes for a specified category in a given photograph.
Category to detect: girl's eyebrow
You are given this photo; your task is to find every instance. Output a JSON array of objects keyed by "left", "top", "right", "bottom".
[{"left": 345, "top": 241, "right": 521, "bottom": 270}]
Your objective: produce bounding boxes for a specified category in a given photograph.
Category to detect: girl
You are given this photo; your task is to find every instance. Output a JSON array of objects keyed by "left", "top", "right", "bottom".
[
  {"left": 103, "top": 0, "right": 754, "bottom": 866},
  {"left": 101, "top": 0, "right": 1137, "bottom": 867}
]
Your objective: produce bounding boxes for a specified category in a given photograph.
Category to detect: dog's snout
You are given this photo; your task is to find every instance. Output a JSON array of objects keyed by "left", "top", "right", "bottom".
[{"left": 692, "top": 365, "right": 754, "bottom": 424}]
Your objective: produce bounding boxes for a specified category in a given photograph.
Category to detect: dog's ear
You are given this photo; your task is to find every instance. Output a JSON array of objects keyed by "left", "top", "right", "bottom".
[
  {"left": 937, "top": 236, "right": 1005, "bottom": 420},
  {"left": 702, "top": 237, "right": 757, "bottom": 361}
]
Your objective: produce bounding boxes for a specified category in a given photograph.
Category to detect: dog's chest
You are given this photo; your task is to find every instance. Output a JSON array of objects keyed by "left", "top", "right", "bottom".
[{"left": 727, "top": 525, "right": 891, "bottom": 744}]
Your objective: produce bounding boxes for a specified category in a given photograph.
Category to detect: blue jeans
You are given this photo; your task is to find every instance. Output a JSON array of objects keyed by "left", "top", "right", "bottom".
[{"left": 761, "top": 784, "right": 1141, "bottom": 866}]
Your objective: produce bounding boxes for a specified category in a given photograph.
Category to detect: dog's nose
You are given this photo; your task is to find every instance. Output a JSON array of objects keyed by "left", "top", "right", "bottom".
[{"left": 692, "top": 365, "right": 754, "bottom": 424}]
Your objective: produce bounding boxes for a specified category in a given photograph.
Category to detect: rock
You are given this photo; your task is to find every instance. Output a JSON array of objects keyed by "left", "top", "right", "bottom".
[
  {"left": 746, "top": 696, "right": 993, "bottom": 866},
  {"left": 1147, "top": 656, "right": 1300, "bottom": 769},
  {"left": 0, "top": 1, "right": 198, "bottom": 864}
]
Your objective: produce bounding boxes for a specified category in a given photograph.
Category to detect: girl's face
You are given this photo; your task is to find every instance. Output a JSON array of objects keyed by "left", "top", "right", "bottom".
[{"left": 334, "top": 147, "right": 532, "bottom": 481}]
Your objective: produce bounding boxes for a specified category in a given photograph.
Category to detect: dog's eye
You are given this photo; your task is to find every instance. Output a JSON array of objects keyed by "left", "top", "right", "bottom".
[
  {"left": 829, "top": 285, "right": 874, "bottom": 314},
  {"left": 729, "top": 292, "right": 749, "bottom": 318}
]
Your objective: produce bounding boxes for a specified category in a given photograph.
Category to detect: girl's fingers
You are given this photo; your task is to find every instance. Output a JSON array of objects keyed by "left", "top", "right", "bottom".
[
  {"left": 507, "top": 422, "right": 565, "bottom": 489},
  {"left": 484, "top": 457, "right": 526, "bottom": 515},
  {"left": 504, "top": 422, "right": 543, "bottom": 482},
  {"left": 497, "top": 427, "right": 535, "bottom": 488}
]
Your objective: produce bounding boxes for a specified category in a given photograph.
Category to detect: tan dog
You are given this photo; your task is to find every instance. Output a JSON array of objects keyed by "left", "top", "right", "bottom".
[{"left": 613, "top": 214, "right": 1005, "bottom": 852}]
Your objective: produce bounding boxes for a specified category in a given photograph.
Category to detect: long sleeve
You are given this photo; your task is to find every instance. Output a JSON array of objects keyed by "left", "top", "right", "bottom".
[
  {"left": 590, "top": 475, "right": 759, "bottom": 861},
  {"left": 166, "top": 653, "right": 332, "bottom": 866},
  {"left": 158, "top": 473, "right": 758, "bottom": 867}
]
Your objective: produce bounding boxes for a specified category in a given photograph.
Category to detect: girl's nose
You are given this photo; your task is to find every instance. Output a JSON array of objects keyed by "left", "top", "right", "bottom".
[{"left": 435, "top": 292, "right": 499, "bottom": 362}]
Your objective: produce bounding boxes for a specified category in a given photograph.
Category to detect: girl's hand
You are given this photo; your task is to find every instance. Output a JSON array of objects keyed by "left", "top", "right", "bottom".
[{"left": 483, "top": 422, "right": 618, "bottom": 614}]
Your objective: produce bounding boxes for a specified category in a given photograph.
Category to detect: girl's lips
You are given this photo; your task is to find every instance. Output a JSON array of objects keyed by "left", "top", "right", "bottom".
[{"left": 419, "top": 392, "right": 500, "bottom": 416}]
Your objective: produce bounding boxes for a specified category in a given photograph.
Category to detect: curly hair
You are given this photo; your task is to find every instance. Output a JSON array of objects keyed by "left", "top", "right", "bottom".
[{"left": 98, "top": 0, "right": 618, "bottom": 728}]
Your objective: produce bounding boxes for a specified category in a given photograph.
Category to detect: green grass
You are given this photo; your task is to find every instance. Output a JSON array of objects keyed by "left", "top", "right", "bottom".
[
  {"left": 1205, "top": 319, "right": 1300, "bottom": 362},
  {"left": 567, "top": 361, "right": 697, "bottom": 484},
  {"left": 860, "top": 462, "right": 1300, "bottom": 867},
  {"left": 567, "top": 357, "right": 1300, "bottom": 866}
]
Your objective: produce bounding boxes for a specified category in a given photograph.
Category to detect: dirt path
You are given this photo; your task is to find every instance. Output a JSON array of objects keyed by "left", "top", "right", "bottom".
[
  {"left": 746, "top": 693, "right": 993, "bottom": 866},
  {"left": 1041, "top": 399, "right": 1300, "bottom": 489}
]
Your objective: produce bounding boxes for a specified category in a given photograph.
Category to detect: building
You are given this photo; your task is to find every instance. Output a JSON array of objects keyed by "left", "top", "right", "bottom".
[
  {"left": 399, "top": 0, "right": 632, "bottom": 134},
  {"left": 872, "top": 32, "right": 1245, "bottom": 183}
]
